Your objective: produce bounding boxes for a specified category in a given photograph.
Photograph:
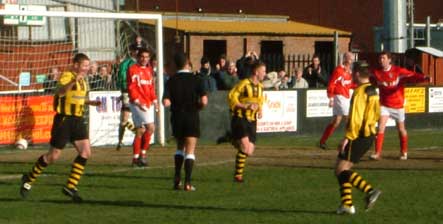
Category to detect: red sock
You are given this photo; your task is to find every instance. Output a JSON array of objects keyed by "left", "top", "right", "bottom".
[
  {"left": 375, "top": 133, "right": 385, "bottom": 155},
  {"left": 142, "top": 131, "right": 152, "bottom": 151},
  {"left": 400, "top": 134, "right": 408, "bottom": 154},
  {"left": 320, "top": 123, "right": 336, "bottom": 144},
  {"left": 133, "top": 136, "right": 142, "bottom": 159}
]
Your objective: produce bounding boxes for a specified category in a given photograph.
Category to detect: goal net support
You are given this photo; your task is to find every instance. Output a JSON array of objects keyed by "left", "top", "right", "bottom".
[{"left": 0, "top": 8, "right": 166, "bottom": 147}]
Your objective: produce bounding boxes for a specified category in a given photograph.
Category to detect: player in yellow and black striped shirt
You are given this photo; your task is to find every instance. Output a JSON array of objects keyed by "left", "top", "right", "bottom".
[
  {"left": 20, "top": 53, "right": 102, "bottom": 203},
  {"left": 334, "top": 62, "right": 382, "bottom": 215},
  {"left": 228, "top": 61, "right": 266, "bottom": 183}
]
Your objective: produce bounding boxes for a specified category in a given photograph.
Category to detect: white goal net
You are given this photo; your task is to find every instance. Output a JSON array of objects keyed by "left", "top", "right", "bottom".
[{"left": 0, "top": 5, "right": 165, "bottom": 147}]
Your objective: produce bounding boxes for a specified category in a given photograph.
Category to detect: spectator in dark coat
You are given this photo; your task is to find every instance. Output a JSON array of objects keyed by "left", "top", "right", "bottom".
[
  {"left": 197, "top": 57, "right": 217, "bottom": 92},
  {"left": 303, "top": 54, "right": 328, "bottom": 88}
]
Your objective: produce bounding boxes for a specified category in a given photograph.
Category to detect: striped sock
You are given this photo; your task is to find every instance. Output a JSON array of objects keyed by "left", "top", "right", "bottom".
[
  {"left": 349, "top": 171, "right": 373, "bottom": 193},
  {"left": 26, "top": 155, "right": 48, "bottom": 184},
  {"left": 66, "top": 155, "right": 87, "bottom": 190},
  {"left": 234, "top": 150, "right": 247, "bottom": 178},
  {"left": 337, "top": 170, "right": 353, "bottom": 207}
]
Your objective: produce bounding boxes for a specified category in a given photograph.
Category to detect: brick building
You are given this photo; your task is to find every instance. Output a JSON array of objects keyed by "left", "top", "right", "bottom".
[
  {"left": 125, "top": 0, "right": 443, "bottom": 52},
  {"left": 140, "top": 12, "right": 351, "bottom": 73}
]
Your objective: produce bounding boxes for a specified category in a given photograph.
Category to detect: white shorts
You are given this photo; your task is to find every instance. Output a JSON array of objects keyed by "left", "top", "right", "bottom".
[
  {"left": 333, "top": 95, "right": 350, "bottom": 116},
  {"left": 129, "top": 103, "right": 155, "bottom": 127},
  {"left": 381, "top": 106, "right": 405, "bottom": 122}
]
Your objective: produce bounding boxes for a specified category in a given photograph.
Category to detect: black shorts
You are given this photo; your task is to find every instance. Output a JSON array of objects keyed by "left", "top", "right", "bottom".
[
  {"left": 50, "top": 114, "right": 88, "bottom": 149},
  {"left": 171, "top": 111, "right": 200, "bottom": 139},
  {"left": 338, "top": 135, "right": 375, "bottom": 163},
  {"left": 231, "top": 116, "right": 257, "bottom": 143}
]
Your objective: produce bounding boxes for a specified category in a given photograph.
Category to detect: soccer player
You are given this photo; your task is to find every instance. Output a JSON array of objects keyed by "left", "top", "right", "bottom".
[
  {"left": 163, "top": 53, "right": 208, "bottom": 191},
  {"left": 19, "top": 53, "right": 102, "bottom": 202},
  {"left": 369, "top": 51, "right": 429, "bottom": 160},
  {"left": 127, "top": 48, "right": 158, "bottom": 167},
  {"left": 335, "top": 61, "right": 382, "bottom": 215},
  {"left": 319, "top": 52, "right": 355, "bottom": 149},
  {"left": 116, "top": 44, "right": 138, "bottom": 150},
  {"left": 228, "top": 61, "right": 266, "bottom": 183}
]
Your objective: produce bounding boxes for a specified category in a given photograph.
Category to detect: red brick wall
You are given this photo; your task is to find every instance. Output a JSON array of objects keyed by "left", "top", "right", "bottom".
[
  {"left": 126, "top": 0, "right": 443, "bottom": 52},
  {"left": 187, "top": 34, "right": 350, "bottom": 71}
]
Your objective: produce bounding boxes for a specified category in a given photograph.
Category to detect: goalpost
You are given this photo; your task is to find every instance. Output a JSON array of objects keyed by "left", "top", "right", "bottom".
[{"left": 0, "top": 8, "right": 166, "bottom": 147}]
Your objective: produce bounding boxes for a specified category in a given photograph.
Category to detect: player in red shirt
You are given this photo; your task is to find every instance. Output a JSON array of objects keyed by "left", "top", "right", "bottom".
[
  {"left": 319, "top": 52, "right": 355, "bottom": 149},
  {"left": 127, "top": 48, "right": 158, "bottom": 166},
  {"left": 369, "top": 51, "right": 429, "bottom": 160}
]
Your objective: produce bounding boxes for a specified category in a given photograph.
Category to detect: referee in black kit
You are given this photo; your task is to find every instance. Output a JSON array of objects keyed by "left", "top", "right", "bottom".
[{"left": 162, "top": 53, "right": 208, "bottom": 191}]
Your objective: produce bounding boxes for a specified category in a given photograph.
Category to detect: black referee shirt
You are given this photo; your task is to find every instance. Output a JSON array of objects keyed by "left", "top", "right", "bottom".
[{"left": 163, "top": 71, "right": 207, "bottom": 112}]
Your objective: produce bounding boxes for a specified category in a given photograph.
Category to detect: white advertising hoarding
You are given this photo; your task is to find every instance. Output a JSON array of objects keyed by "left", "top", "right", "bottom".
[
  {"left": 429, "top": 87, "right": 443, "bottom": 113},
  {"left": 89, "top": 91, "right": 135, "bottom": 146},
  {"left": 257, "top": 91, "right": 298, "bottom": 133},
  {"left": 306, "top": 89, "right": 332, "bottom": 117}
]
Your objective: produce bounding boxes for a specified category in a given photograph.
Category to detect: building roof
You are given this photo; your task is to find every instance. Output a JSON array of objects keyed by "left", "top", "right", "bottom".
[
  {"left": 140, "top": 18, "right": 351, "bottom": 36},
  {"left": 415, "top": 47, "right": 443, "bottom": 57}
]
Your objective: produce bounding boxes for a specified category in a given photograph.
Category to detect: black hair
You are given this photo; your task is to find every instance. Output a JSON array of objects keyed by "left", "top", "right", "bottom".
[
  {"left": 174, "top": 52, "right": 189, "bottom": 70},
  {"left": 200, "top": 56, "right": 210, "bottom": 65},
  {"left": 353, "top": 61, "right": 370, "bottom": 78},
  {"left": 137, "top": 48, "right": 151, "bottom": 58}
]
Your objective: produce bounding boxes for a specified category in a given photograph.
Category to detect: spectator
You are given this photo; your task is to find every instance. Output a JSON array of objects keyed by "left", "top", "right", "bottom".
[
  {"left": 43, "top": 67, "right": 61, "bottom": 94},
  {"left": 279, "top": 75, "right": 290, "bottom": 90},
  {"left": 99, "top": 64, "right": 114, "bottom": 90},
  {"left": 303, "top": 54, "right": 328, "bottom": 88},
  {"left": 87, "top": 61, "right": 103, "bottom": 91},
  {"left": 135, "top": 35, "right": 147, "bottom": 49},
  {"left": 262, "top": 71, "right": 280, "bottom": 90},
  {"left": 197, "top": 56, "right": 217, "bottom": 92},
  {"left": 236, "top": 50, "right": 259, "bottom": 80},
  {"left": 292, "top": 68, "right": 309, "bottom": 89},
  {"left": 218, "top": 61, "right": 239, "bottom": 90},
  {"left": 216, "top": 54, "right": 229, "bottom": 72}
]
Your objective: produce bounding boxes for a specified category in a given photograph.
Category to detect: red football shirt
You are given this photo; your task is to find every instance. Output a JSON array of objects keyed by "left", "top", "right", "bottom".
[
  {"left": 127, "top": 63, "right": 157, "bottom": 107},
  {"left": 371, "top": 65, "right": 427, "bottom": 108},
  {"left": 327, "top": 65, "right": 355, "bottom": 99}
]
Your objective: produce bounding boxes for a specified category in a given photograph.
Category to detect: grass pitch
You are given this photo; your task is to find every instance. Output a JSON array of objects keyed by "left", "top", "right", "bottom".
[{"left": 0, "top": 129, "right": 443, "bottom": 223}]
